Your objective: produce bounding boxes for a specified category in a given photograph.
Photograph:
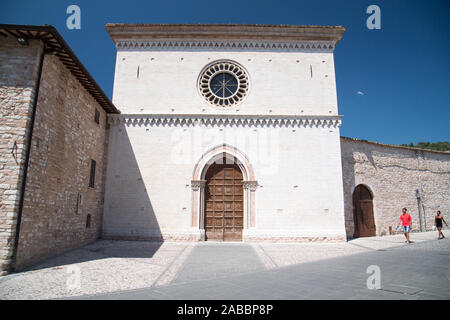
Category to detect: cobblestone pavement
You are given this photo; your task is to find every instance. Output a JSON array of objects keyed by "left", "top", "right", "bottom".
[{"left": 0, "top": 230, "right": 448, "bottom": 299}]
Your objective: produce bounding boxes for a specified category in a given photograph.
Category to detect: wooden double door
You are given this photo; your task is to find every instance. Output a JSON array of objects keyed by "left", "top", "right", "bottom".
[
  {"left": 204, "top": 161, "right": 244, "bottom": 241},
  {"left": 353, "top": 185, "right": 376, "bottom": 238}
]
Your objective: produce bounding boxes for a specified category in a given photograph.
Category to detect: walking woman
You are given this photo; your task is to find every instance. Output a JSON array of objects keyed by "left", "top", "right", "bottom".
[{"left": 435, "top": 211, "right": 448, "bottom": 240}]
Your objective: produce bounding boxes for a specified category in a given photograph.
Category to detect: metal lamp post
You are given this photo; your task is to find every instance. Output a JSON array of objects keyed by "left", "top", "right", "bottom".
[{"left": 416, "top": 189, "right": 424, "bottom": 232}]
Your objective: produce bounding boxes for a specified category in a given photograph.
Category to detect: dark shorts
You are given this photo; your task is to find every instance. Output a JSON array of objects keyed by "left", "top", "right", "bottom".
[{"left": 403, "top": 226, "right": 410, "bottom": 233}]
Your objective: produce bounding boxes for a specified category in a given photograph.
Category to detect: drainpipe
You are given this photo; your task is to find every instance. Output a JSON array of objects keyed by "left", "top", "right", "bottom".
[{"left": 10, "top": 42, "right": 48, "bottom": 272}]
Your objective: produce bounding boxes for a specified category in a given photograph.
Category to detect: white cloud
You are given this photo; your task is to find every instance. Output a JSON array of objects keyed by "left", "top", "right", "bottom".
[{"left": 357, "top": 91, "right": 365, "bottom": 96}]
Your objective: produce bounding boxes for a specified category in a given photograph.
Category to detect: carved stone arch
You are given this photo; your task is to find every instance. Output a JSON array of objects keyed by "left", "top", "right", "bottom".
[
  {"left": 192, "top": 144, "right": 256, "bottom": 182},
  {"left": 191, "top": 144, "right": 258, "bottom": 240}
]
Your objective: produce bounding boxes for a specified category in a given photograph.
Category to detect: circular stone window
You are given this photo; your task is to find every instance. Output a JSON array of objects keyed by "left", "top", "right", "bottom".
[{"left": 199, "top": 61, "right": 249, "bottom": 107}]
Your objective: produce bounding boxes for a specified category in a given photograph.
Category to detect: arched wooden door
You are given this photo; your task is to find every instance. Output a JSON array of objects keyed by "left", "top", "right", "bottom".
[
  {"left": 353, "top": 185, "right": 376, "bottom": 238},
  {"left": 204, "top": 159, "right": 244, "bottom": 241}
]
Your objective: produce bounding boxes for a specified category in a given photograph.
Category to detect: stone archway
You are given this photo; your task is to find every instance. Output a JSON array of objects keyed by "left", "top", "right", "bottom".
[
  {"left": 352, "top": 184, "right": 376, "bottom": 238},
  {"left": 191, "top": 145, "right": 258, "bottom": 241}
]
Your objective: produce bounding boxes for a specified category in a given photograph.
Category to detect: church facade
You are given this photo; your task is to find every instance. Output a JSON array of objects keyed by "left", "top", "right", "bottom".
[
  {"left": 103, "top": 24, "right": 347, "bottom": 242},
  {"left": 0, "top": 24, "right": 449, "bottom": 275}
]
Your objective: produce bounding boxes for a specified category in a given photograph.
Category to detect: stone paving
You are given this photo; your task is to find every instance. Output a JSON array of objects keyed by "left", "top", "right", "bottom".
[
  {"left": 0, "top": 230, "right": 449, "bottom": 299},
  {"left": 0, "top": 241, "right": 188, "bottom": 299},
  {"left": 172, "top": 243, "right": 266, "bottom": 284}
]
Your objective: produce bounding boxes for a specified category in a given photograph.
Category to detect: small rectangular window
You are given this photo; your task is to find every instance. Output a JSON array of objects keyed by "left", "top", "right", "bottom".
[
  {"left": 94, "top": 109, "right": 100, "bottom": 124},
  {"left": 89, "top": 160, "right": 96, "bottom": 188},
  {"left": 76, "top": 192, "right": 83, "bottom": 214}
]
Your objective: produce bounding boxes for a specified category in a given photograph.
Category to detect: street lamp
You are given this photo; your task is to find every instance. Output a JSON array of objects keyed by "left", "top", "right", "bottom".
[
  {"left": 416, "top": 189, "right": 424, "bottom": 232},
  {"left": 17, "top": 37, "right": 29, "bottom": 46}
]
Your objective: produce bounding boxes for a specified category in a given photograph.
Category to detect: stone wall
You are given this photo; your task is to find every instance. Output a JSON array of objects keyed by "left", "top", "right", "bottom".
[
  {"left": 103, "top": 115, "right": 346, "bottom": 242},
  {"left": 0, "top": 38, "right": 43, "bottom": 275},
  {"left": 341, "top": 137, "right": 450, "bottom": 238},
  {"left": 105, "top": 35, "right": 346, "bottom": 242},
  {"left": 0, "top": 34, "right": 109, "bottom": 272},
  {"left": 13, "top": 54, "right": 109, "bottom": 270},
  {"left": 112, "top": 48, "right": 339, "bottom": 116}
]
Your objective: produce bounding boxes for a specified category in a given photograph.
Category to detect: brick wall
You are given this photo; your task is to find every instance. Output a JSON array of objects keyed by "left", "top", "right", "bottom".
[
  {"left": 341, "top": 137, "right": 450, "bottom": 238},
  {"left": 0, "top": 38, "right": 43, "bottom": 275}
]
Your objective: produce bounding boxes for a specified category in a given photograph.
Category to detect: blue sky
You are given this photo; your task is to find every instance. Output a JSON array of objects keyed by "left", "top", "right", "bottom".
[{"left": 1, "top": 0, "right": 449, "bottom": 145}]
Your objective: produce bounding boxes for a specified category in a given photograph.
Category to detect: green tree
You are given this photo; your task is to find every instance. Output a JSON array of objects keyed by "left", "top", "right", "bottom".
[{"left": 401, "top": 142, "right": 450, "bottom": 151}]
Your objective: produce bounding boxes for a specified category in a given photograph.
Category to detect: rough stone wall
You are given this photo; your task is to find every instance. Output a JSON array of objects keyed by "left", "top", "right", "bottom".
[
  {"left": 341, "top": 137, "right": 450, "bottom": 238},
  {"left": 0, "top": 38, "right": 43, "bottom": 275},
  {"left": 13, "top": 54, "right": 108, "bottom": 270}
]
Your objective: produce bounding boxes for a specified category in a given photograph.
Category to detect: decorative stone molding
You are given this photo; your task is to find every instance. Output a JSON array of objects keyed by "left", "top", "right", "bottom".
[
  {"left": 115, "top": 40, "right": 336, "bottom": 52},
  {"left": 191, "top": 180, "right": 206, "bottom": 191},
  {"left": 106, "top": 24, "right": 345, "bottom": 46},
  {"left": 198, "top": 60, "right": 250, "bottom": 108},
  {"left": 108, "top": 114, "right": 342, "bottom": 128},
  {"left": 191, "top": 144, "right": 258, "bottom": 231},
  {"left": 243, "top": 181, "right": 259, "bottom": 191}
]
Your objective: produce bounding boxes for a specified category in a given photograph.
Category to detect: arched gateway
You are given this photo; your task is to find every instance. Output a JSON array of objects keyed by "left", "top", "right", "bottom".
[
  {"left": 352, "top": 184, "right": 376, "bottom": 238},
  {"left": 191, "top": 145, "right": 258, "bottom": 241}
]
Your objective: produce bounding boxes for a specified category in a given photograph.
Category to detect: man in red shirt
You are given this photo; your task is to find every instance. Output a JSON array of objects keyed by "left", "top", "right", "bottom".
[{"left": 397, "top": 208, "right": 413, "bottom": 243}]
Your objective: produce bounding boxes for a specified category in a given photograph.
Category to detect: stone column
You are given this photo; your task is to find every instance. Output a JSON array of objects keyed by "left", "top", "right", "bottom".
[
  {"left": 191, "top": 180, "right": 206, "bottom": 228},
  {"left": 243, "top": 181, "right": 258, "bottom": 228}
]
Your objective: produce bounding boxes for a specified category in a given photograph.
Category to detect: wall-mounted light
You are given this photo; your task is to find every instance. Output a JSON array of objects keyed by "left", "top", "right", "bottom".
[
  {"left": 11, "top": 141, "right": 18, "bottom": 163},
  {"left": 17, "top": 37, "right": 29, "bottom": 46}
]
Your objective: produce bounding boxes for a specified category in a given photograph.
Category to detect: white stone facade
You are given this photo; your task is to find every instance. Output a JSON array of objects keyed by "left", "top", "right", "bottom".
[
  {"left": 103, "top": 24, "right": 347, "bottom": 241},
  {"left": 112, "top": 47, "right": 339, "bottom": 116}
]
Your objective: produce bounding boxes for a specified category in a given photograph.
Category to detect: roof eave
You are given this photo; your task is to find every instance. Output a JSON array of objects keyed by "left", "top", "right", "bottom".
[{"left": 0, "top": 24, "right": 119, "bottom": 114}]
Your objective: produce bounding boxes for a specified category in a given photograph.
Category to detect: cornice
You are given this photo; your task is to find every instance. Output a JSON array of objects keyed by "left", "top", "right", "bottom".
[
  {"left": 105, "top": 24, "right": 345, "bottom": 44},
  {"left": 108, "top": 114, "right": 343, "bottom": 128},
  {"left": 114, "top": 39, "right": 336, "bottom": 52}
]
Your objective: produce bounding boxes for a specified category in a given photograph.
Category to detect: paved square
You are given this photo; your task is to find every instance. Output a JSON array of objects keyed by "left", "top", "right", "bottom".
[{"left": 0, "top": 231, "right": 448, "bottom": 299}]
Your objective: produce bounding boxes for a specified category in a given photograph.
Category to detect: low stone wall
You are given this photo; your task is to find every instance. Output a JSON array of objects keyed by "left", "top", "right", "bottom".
[{"left": 341, "top": 137, "right": 450, "bottom": 238}]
